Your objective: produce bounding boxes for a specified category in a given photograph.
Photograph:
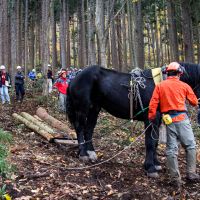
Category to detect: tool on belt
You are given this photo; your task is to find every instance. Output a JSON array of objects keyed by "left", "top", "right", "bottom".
[{"left": 162, "top": 114, "right": 173, "bottom": 125}]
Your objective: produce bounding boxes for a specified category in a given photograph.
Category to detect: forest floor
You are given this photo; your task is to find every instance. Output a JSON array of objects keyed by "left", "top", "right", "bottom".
[{"left": 0, "top": 92, "right": 200, "bottom": 200}]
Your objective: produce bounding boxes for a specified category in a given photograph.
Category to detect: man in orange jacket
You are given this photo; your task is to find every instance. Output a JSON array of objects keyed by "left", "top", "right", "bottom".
[{"left": 148, "top": 62, "right": 199, "bottom": 187}]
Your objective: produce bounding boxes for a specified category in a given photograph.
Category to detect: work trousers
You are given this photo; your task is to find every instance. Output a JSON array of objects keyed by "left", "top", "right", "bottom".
[
  {"left": 0, "top": 85, "right": 10, "bottom": 104},
  {"left": 166, "top": 119, "right": 196, "bottom": 180},
  {"left": 15, "top": 84, "right": 25, "bottom": 101},
  {"left": 59, "top": 93, "right": 66, "bottom": 112}
]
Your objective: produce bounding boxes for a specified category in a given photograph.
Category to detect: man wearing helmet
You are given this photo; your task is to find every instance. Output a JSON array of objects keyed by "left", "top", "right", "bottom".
[
  {"left": 53, "top": 69, "right": 68, "bottom": 112},
  {"left": 148, "top": 62, "right": 199, "bottom": 187},
  {"left": 15, "top": 66, "right": 25, "bottom": 102},
  {"left": 0, "top": 65, "right": 11, "bottom": 104}
]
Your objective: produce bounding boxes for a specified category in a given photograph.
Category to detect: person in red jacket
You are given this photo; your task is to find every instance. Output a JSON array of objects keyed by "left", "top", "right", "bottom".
[
  {"left": 148, "top": 62, "right": 199, "bottom": 188},
  {"left": 53, "top": 70, "right": 68, "bottom": 112}
]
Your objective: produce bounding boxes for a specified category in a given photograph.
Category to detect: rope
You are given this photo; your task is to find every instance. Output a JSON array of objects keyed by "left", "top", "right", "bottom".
[
  {"left": 130, "top": 69, "right": 146, "bottom": 112},
  {"left": 61, "top": 123, "right": 152, "bottom": 170}
]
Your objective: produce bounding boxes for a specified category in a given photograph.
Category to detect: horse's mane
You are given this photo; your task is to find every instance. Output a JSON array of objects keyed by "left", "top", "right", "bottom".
[{"left": 180, "top": 62, "right": 200, "bottom": 87}]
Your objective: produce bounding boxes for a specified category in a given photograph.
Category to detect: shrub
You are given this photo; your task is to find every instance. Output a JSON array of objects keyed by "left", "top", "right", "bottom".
[{"left": 0, "top": 129, "right": 13, "bottom": 177}]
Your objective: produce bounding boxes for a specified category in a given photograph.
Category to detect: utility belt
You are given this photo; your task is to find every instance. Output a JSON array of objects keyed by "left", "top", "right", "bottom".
[{"left": 162, "top": 110, "right": 187, "bottom": 125}]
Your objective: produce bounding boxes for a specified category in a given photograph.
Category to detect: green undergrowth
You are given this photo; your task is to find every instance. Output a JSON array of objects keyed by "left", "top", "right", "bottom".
[{"left": 0, "top": 129, "right": 14, "bottom": 177}]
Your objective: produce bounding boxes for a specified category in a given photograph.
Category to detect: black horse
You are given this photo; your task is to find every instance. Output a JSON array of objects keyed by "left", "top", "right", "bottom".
[{"left": 66, "top": 63, "right": 200, "bottom": 178}]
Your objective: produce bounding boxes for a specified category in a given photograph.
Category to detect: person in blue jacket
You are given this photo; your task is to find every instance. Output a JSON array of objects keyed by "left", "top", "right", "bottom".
[{"left": 28, "top": 69, "right": 36, "bottom": 81}]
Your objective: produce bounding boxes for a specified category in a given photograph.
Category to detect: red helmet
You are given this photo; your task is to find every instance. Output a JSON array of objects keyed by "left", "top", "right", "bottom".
[{"left": 166, "top": 62, "right": 183, "bottom": 74}]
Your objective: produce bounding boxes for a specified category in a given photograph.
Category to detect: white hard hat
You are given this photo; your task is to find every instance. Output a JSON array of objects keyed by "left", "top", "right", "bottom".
[
  {"left": 48, "top": 64, "right": 51, "bottom": 67},
  {"left": 32, "top": 69, "right": 36, "bottom": 72},
  {"left": 0, "top": 65, "right": 5, "bottom": 70},
  {"left": 17, "top": 66, "right": 21, "bottom": 69}
]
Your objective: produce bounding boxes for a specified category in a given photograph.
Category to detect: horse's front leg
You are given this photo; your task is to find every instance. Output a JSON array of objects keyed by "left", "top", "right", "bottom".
[
  {"left": 84, "top": 106, "right": 100, "bottom": 162},
  {"left": 144, "top": 123, "right": 160, "bottom": 178}
]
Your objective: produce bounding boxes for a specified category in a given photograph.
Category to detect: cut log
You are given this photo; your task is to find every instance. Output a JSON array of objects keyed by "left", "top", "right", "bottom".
[
  {"left": 53, "top": 138, "right": 78, "bottom": 145},
  {"left": 36, "top": 107, "right": 76, "bottom": 139},
  {"left": 33, "top": 115, "right": 43, "bottom": 122},
  {"left": 12, "top": 113, "right": 54, "bottom": 141},
  {"left": 21, "top": 112, "right": 55, "bottom": 135}
]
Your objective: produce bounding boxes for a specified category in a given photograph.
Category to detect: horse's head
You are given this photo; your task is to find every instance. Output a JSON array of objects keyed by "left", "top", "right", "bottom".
[{"left": 180, "top": 63, "right": 200, "bottom": 124}]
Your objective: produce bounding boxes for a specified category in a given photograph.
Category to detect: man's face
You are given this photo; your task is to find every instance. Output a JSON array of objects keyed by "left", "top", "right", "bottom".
[
  {"left": 62, "top": 73, "right": 67, "bottom": 78},
  {"left": 2, "top": 69, "right": 6, "bottom": 73}
]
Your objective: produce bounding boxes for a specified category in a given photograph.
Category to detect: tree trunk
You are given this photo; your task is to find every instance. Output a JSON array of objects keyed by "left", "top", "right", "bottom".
[
  {"left": 10, "top": 0, "right": 17, "bottom": 80},
  {"left": 95, "top": 0, "right": 107, "bottom": 67},
  {"left": 121, "top": 3, "right": 127, "bottom": 71},
  {"left": 150, "top": 22, "right": 156, "bottom": 67},
  {"left": 197, "top": 26, "right": 200, "bottom": 63},
  {"left": 0, "top": 0, "right": 3, "bottom": 64},
  {"left": 29, "top": 18, "right": 35, "bottom": 71},
  {"left": 167, "top": 0, "right": 179, "bottom": 61},
  {"left": 155, "top": 10, "right": 160, "bottom": 67},
  {"left": 110, "top": 9, "right": 118, "bottom": 68},
  {"left": 87, "top": 0, "right": 96, "bottom": 65},
  {"left": 24, "top": 0, "right": 28, "bottom": 77},
  {"left": 132, "top": 0, "right": 144, "bottom": 69},
  {"left": 127, "top": 1, "right": 134, "bottom": 68},
  {"left": 117, "top": 15, "right": 122, "bottom": 71},
  {"left": 78, "top": 0, "right": 87, "bottom": 68},
  {"left": 51, "top": 0, "right": 57, "bottom": 71},
  {"left": 1, "top": 1, "right": 10, "bottom": 70},
  {"left": 60, "top": 0, "right": 67, "bottom": 69},
  {"left": 180, "top": 0, "right": 194, "bottom": 62},
  {"left": 41, "top": 0, "right": 50, "bottom": 95},
  {"left": 16, "top": 0, "right": 22, "bottom": 65},
  {"left": 66, "top": 0, "right": 71, "bottom": 68}
]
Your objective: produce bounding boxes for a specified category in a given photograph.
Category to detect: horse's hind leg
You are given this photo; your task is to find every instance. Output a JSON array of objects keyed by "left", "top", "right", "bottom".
[
  {"left": 74, "top": 112, "right": 89, "bottom": 162},
  {"left": 84, "top": 106, "right": 101, "bottom": 161}
]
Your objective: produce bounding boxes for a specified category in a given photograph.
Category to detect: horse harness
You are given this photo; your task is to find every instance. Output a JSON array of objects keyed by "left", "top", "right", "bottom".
[{"left": 129, "top": 68, "right": 146, "bottom": 121}]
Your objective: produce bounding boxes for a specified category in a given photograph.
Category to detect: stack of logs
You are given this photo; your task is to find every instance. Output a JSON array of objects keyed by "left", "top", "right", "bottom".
[{"left": 12, "top": 107, "right": 77, "bottom": 145}]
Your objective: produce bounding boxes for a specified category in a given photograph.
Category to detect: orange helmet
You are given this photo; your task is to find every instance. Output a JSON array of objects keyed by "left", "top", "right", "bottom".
[{"left": 166, "top": 62, "right": 183, "bottom": 74}]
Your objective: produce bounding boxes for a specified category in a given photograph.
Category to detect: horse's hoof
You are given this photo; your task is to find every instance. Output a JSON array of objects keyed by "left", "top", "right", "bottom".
[
  {"left": 79, "top": 155, "right": 89, "bottom": 162},
  {"left": 87, "top": 151, "right": 97, "bottom": 162},
  {"left": 147, "top": 172, "right": 159, "bottom": 178},
  {"left": 155, "top": 165, "right": 162, "bottom": 171}
]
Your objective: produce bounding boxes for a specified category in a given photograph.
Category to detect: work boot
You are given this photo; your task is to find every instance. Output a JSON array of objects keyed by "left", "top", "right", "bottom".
[
  {"left": 167, "top": 154, "right": 181, "bottom": 181},
  {"left": 186, "top": 149, "right": 199, "bottom": 181},
  {"left": 186, "top": 173, "right": 200, "bottom": 181},
  {"left": 169, "top": 178, "right": 183, "bottom": 190}
]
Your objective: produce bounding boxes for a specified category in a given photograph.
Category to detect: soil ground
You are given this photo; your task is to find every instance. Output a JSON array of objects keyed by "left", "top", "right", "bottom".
[{"left": 0, "top": 92, "right": 200, "bottom": 200}]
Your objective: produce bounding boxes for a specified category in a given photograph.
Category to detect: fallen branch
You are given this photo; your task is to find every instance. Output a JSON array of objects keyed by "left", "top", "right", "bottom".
[
  {"left": 12, "top": 113, "right": 54, "bottom": 141},
  {"left": 36, "top": 107, "right": 76, "bottom": 139}
]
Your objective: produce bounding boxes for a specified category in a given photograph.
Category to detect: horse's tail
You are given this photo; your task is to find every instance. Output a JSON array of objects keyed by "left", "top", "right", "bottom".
[{"left": 66, "top": 83, "right": 76, "bottom": 127}]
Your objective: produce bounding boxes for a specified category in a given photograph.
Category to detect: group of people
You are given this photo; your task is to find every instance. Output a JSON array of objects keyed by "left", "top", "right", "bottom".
[
  {"left": 0, "top": 65, "right": 24, "bottom": 104},
  {"left": 0, "top": 64, "right": 81, "bottom": 108}
]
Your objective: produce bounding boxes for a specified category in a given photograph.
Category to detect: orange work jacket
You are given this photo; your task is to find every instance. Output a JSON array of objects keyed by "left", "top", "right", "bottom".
[{"left": 148, "top": 76, "right": 198, "bottom": 122}]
